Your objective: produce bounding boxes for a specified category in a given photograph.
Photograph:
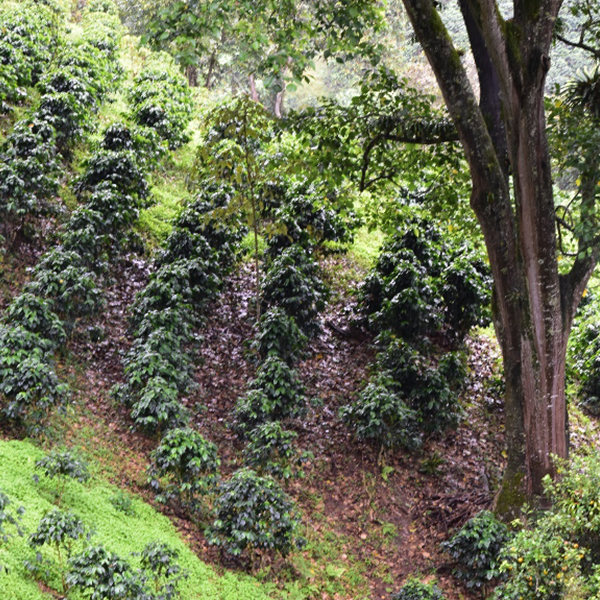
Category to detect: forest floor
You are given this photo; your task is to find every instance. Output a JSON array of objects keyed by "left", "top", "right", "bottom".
[{"left": 0, "top": 238, "right": 517, "bottom": 600}]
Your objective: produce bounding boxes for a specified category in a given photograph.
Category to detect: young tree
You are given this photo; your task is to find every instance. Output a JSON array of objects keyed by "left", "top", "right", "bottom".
[{"left": 398, "top": 1, "right": 599, "bottom": 509}]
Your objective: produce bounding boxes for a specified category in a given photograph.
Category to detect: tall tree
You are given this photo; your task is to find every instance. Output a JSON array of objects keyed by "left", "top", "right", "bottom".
[{"left": 398, "top": 1, "right": 600, "bottom": 509}]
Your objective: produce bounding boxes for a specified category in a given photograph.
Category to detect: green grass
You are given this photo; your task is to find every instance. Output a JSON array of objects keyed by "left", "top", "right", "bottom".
[
  {"left": 349, "top": 226, "right": 385, "bottom": 268},
  {"left": 0, "top": 439, "right": 277, "bottom": 600}
]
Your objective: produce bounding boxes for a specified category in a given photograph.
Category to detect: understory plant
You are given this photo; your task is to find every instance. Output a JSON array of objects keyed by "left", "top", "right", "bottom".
[
  {"left": 33, "top": 447, "right": 90, "bottom": 504},
  {"left": 206, "top": 468, "right": 304, "bottom": 568},
  {"left": 441, "top": 510, "right": 512, "bottom": 592},
  {"left": 148, "top": 427, "right": 220, "bottom": 514}
]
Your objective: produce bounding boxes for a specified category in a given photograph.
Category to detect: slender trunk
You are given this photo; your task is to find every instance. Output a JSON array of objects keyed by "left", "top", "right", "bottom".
[
  {"left": 249, "top": 74, "right": 259, "bottom": 103},
  {"left": 205, "top": 51, "right": 216, "bottom": 89},
  {"left": 186, "top": 65, "right": 198, "bottom": 87}
]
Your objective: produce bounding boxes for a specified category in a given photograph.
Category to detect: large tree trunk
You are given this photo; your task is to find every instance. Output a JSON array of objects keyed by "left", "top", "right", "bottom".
[{"left": 400, "top": 0, "right": 597, "bottom": 509}]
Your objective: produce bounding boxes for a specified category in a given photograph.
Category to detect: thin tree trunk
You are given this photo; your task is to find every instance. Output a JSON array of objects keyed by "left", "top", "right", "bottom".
[{"left": 249, "top": 74, "right": 259, "bottom": 103}]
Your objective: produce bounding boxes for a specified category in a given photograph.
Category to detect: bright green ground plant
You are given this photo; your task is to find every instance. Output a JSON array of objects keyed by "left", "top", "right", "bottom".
[{"left": 0, "top": 440, "right": 277, "bottom": 600}]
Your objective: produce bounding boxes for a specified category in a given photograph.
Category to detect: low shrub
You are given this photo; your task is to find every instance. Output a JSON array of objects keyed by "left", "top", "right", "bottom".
[
  {"left": 261, "top": 245, "right": 328, "bottom": 336},
  {"left": 148, "top": 428, "right": 220, "bottom": 511},
  {"left": 233, "top": 356, "right": 305, "bottom": 434},
  {"left": 4, "top": 294, "right": 65, "bottom": 350},
  {"left": 139, "top": 540, "right": 187, "bottom": 599},
  {"left": 130, "top": 376, "right": 190, "bottom": 433},
  {"left": 392, "top": 578, "right": 446, "bottom": 600},
  {"left": 375, "top": 334, "right": 466, "bottom": 434},
  {"left": 28, "top": 509, "right": 88, "bottom": 593},
  {"left": 243, "top": 421, "right": 308, "bottom": 480},
  {"left": 248, "top": 307, "right": 307, "bottom": 365},
  {"left": 441, "top": 510, "right": 512, "bottom": 591},
  {"left": 206, "top": 468, "right": 304, "bottom": 564},
  {"left": 34, "top": 447, "right": 90, "bottom": 503},
  {"left": 67, "top": 545, "right": 147, "bottom": 600},
  {"left": 360, "top": 217, "right": 491, "bottom": 345},
  {"left": 340, "top": 375, "right": 421, "bottom": 452}
]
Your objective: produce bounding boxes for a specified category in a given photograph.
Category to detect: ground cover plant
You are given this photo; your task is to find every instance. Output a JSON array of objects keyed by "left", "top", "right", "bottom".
[{"left": 0, "top": 439, "right": 274, "bottom": 600}]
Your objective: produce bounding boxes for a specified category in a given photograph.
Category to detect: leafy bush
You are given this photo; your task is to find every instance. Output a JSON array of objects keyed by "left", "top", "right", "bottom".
[
  {"left": 441, "top": 510, "right": 512, "bottom": 591},
  {"left": 130, "top": 376, "right": 190, "bottom": 434},
  {"left": 67, "top": 545, "right": 147, "bottom": 600},
  {"left": 206, "top": 468, "right": 303, "bottom": 562},
  {"left": 75, "top": 150, "right": 148, "bottom": 199},
  {"left": 4, "top": 293, "right": 65, "bottom": 350},
  {"left": 264, "top": 176, "right": 360, "bottom": 257},
  {"left": 36, "top": 92, "right": 90, "bottom": 155},
  {"left": 28, "top": 248, "right": 103, "bottom": 322},
  {"left": 568, "top": 300, "right": 600, "bottom": 414},
  {"left": 360, "top": 218, "right": 491, "bottom": 345},
  {"left": 34, "top": 447, "right": 90, "bottom": 502},
  {"left": 0, "top": 345, "right": 68, "bottom": 433},
  {"left": 234, "top": 356, "right": 305, "bottom": 434},
  {"left": 340, "top": 375, "right": 421, "bottom": 452},
  {"left": 140, "top": 540, "right": 187, "bottom": 600},
  {"left": 148, "top": 428, "right": 220, "bottom": 510},
  {"left": 101, "top": 121, "right": 166, "bottom": 168},
  {"left": 28, "top": 509, "right": 88, "bottom": 593},
  {"left": 374, "top": 334, "right": 466, "bottom": 434},
  {"left": 243, "top": 421, "right": 308, "bottom": 480},
  {"left": 0, "top": 118, "right": 60, "bottom": 235},
  {"left": 493, "top": 523, "right": 583, "bottom": 600},
  {"left": 261, "top": 245, "right": 328, "bottom": 336},
  {"left": 248, "top": 307, "right": 307, "bottom": 365},
  {"left": 392, "top": 578, "right": 446, "bottom": 600},
  {"left": 129, "top": 69, "right": 193, "bottom": 149}
]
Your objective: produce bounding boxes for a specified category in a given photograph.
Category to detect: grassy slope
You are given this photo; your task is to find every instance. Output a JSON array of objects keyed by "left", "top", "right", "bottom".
[{"left": 0, "top": 440, "right": 274, "bottom": 600}]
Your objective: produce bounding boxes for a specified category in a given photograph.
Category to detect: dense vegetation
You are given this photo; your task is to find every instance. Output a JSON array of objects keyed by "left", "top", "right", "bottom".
[{"left": 2, "top": 1, "right": 600, "bottom": 600}]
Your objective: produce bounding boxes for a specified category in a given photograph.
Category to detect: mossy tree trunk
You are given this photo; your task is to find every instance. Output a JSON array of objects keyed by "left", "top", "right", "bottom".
[{"left": 400, "top": 0, "right": 599, "bottom": 510}]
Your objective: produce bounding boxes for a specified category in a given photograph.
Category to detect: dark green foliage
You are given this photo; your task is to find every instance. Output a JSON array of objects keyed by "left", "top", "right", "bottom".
[
  {"left": 28, "top": 248, "right": 103, "bottom": 321},
  {"left": 375, "top": 334, "right": 466, "bottom": 434},
  {"left": 37, "top": 67, "right": 97, "bottom": 109},
  {"left": 243, "top": 421, "right": 307, "bottom": 480},
  {"left": 29, "top": 509, "right": 87, "bottom": 557},
  {"left": 263, "top": 176, "right": 360, "bottom": 257},
  {"left": 140, "top": 540, "right": 187, "bottom": 600},
  {"left": 75, "top": 150, "right": 148, "bottom": 199},
  {"left": 0, "top": 118, "right": 60, "bottom": 237},
  {"left": 148, "top": 428, "right": 220, "bottom": 509},
  {"left": 207, "top": 468, "right": 303, "bottom": 560},
  {"left": 36, "top": 92, "right": 90, "bottom": 154},
  {"left": 34, "top": 448, "right": 90, "bottom": 490},
  {"left": 0, "top": 3, "right": 57, "bottom": 100},
  {"left": 0, "top": 337, "right": 68, "bottom": 432},
  {"left": 233, "top": 356, "right": 305, "bottom": 434},
  {"left": 101, "top": 121, "right": 166, "bottom": 168},
  {"left": 568, "top": 299, "right": 600, "bottom": 414},
  {"left": 129, "top": 69, "right": 193, "bottom": 149},
  {"left": 360, "top": 218, "right": 491, "bottom": 345},
  {"left": 4, "top": 294, "right": 65, "bottom": 350},
  {"left": 67, "top": 545, "right": 147, "bottom": 600},
  {"left": 130, "top": 376, "right": 190, "bottom": 433},
  {"left": 28, "top": 509, "right": 88, "bottom": 593},
  {"left": 392, "top": 578, "right": 446, "bottom": 600},
  {"left": 261, "top": 245, "right": 328, "bottom": 336},
  {"left": 441, "top": 510, "right": 512, "bottom": 590},
  {"left": 248, "top": 307, "right": 308, "bottom": 365},
  {"left": 340, "top": 375, "right": 422, "bottom": 451}
]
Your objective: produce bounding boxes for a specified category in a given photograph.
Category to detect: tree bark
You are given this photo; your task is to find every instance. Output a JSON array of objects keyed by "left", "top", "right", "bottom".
[{"left": 400, "top": 0, "right": 597, "bottom": 509}]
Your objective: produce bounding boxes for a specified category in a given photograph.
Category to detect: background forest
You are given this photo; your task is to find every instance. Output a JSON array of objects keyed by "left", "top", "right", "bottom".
[{"left": 2, "top": 0, "right": 600, "bottom": 599}]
